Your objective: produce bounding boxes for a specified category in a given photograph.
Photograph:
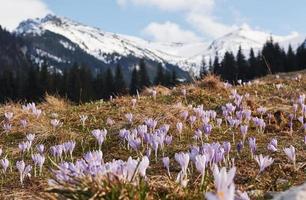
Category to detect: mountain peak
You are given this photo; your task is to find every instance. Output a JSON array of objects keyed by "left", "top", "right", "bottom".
[{"left": 15, "top": 15, "right": 305, "bottom": 77}]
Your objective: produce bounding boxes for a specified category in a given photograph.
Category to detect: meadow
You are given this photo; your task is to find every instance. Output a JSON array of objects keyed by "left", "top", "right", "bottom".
[{"left": 0, "top": 71, "right": 305, "bottom": 200}]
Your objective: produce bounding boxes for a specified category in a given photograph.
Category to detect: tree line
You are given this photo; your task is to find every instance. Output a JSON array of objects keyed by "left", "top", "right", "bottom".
[
  {"left": 0, "top": 59, "right": 178, "bottom": 103},
  {"left": 1, "top": 22, "right": 306, "bottom": 103},
  {"left": 201, "top": 37, "right": 306, "bottom": 83}
]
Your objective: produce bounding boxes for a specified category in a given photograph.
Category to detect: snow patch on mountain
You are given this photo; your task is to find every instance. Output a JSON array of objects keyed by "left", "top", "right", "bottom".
[
  {"left": 36, "top": 48, "right": 70, "bottom": 63},
  {"left": 59, "top": 40, "right": 75, "bottom": 51},
  {"left": 15, "top": 15, "right": 305, "bottom": 76}
]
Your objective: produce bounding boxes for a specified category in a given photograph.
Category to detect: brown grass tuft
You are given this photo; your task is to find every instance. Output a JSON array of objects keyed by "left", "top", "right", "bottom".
[
  {"left": 142, "top": 85, "right": 172, "bottom": 96},
  {"left": 197, "top": 74, "right": 225, "bottom": 90},
  {"left": 43, "top": 94, "right": 69, "bottom": 112}
]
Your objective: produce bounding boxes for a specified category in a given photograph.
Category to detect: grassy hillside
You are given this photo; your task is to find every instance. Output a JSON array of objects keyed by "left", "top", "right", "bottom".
[{"left": 0, "top": 70, "right": 305, "bottom": 199}]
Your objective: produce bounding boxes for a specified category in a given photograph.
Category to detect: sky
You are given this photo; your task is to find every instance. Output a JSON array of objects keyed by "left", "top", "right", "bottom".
[{"left": 0, "top": 0, "right": 304, "bottom": 43}]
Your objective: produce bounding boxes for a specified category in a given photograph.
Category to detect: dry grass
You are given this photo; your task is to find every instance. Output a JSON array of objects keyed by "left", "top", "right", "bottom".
[
  {"left": 0, "top": 70, "right": 305, "bottom": 199},
  {"left": 197, "top": 74, "right": 226, "bottom": 91}
]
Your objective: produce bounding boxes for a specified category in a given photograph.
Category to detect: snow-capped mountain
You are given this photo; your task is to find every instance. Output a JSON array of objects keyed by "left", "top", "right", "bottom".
[
  {"left": 15, "top": 15, "right": 200, "bottom": 68},
  {"left": 15, "top": 15, "right": 194, "bottom": 81},
  {"left": 15, "top": 15, "right": 305, "bottom": 77},
  {"left": 190, "top": 24, "right": 305, "bottom": 65}
]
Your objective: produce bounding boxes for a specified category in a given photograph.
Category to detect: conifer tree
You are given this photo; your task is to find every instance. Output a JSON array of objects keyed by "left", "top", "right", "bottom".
[
  {"left": 171, "top": 70, "right": 177, "bottom": 86},
  {"left": 221, "top": 52, "right": 237, "bottom": 83},
  {"left": 248, "top": 48, "right": 258, "bottom": 79},
  {"left": 236, "top": 46, "right": 249, "bottom": 81},
  {"left": 286, "top": 45, "right": 297, "bottom": 71},
  {"left": 154, "top": 63, "right": 165, "bottom": 85},
  {"left": 213, "top": 54, "right": 221, "bottom": 75},
  {"left": 39, "top": 62, "right": 50, "bottom": 95},
  {"left": 297, "top": 44, "right": 306, "bottom": 70},
  {"left": 94, "top": 69, "right": 105, "bottom": 99},
  {"left": 79, "top": 65, "right": 94, "bottom": 102},
  {"left": 130, "top": 67, "right": 139, "bottom": 95},
  {"left": 138, "top": 59, "right": 151, "bottom": 89},
  {"left": 67, "top": 63, "right": 81, "bottom": 102},
  {"left": 114, "top": 64, "right": 126, "bottom": 95},
  {"left": 104, "top": 68, "right": 114, "bottom": 98},
  {"left": 25, "top": 65, "right": 41, "bottom": 101},
  {"left": 200, "top": 58, "right": 207, "bottom": 78}
]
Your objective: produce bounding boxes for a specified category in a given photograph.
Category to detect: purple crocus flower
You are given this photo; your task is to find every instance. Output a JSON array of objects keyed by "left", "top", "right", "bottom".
[
  {"left": 284, "top": 145, "right": 296, "bottom": 169},
  {"left": 165, "top": 135, "right": 173, "bottom": 145},
  {"left": 298, "top": 116, "right": 304, "bottom": 125},
  {"left": 36, "top": 144, "right": 44, "bottom": 154},
  {"left": 16, "top": 160, "right": 32, "bottom": 185},
  {"left": 92, "top": 129, "right": 107, "bottom": 150},
  {"left": 63, "top": 141, "right": 76, "bottom": 158},
  {"left": 51, "top": 119, "right": 61, "bottom": 128},
  {"left": 216, "top": 118, "right": 222, "bottom": 127},
  {"left": 223, "top": 141, "right": 231, "bottom": 156},
  {"left": 162, "top": 157, "right": 170, "bottom": 177},
  {"left": 150, "top": 136, "right": 159, "bottom": 160},
  {"left": 26, "top": 133, "right": 35, "bottom": 143},
  {"left": 202, "top": 116, "right": 210, "bottom": 125},
  {"left": 131, "top": 98, "right": 137, "bottom": 108},
  {"left": 138, "top": 156, "right": 149, "bottom": 178},
  {"left": 83, "top": 150, "right": 104, "bottom": 165},
  {"left": 267, "top": 139, "right": 278, "bottom": 152},
  {"left": 0, "top": 158, "right": 9, "bottom": 174},
  {"left": 20, "top": 119, "right": 28, "bottom": 128},
  {"left": 180, "top": 111, "right": 189, "bottom": 121},
  {"left": 236, "top": 190, "right": 250, "bottom": 200},
  {"left": 174, "top": 151, "right": 191, "bottom": 186},
  {"left": 4, "top": 112, "right": 13, "bottom": 121},
  {"left": 248, "top": 137, "right": 256, "bottom": 157},
  {"left": 181, "top": 88, "right": 187, "bottom": 96},
  {"left": 146, "top": 148, "right": 151, "bottom": 158},
  {"left": 255, "top": 154, "right": 274, "bottom": 173},
  {"left": 203, "top": 124, "right": 213, "bottom": 138},
  {"left": 125, "top": 157, "right": 138, "bottom": 182},
  {"left": 175, "top": 152, "right": 189, "bottom": 173},
  {"left": 210, "top": 111, "right": 217, "bottom": 120},
  {"left": 195, "top": 154, "right": 207, "bottom": 175},
  {"left": 125, "top": 113, "right": 133, "bottom": 124},
  {"left": 160, "top": 124, "right": 170, "bottom": 134},
  {"left": 3, "top": 123, "right": 12, "bottom": 133},
  {"left": 32, "top": 154, "right": 45, "bottom": 176},
  {"left": 240, "top": 125, "right": 248, "bottom": 138},
  {"left": 50, "top": 145, "right": 64, "bottom": 160},
  {"left": 19, "top": 141, "right": 31, "bottom": 153},
  {"left": 106, "top": 117, "right": 115, "bottom": 126},
  {"left": 205, "top": 165, "right": 236, "bottom": 200},
  {"left": 189, "top": 115, "right": 197, "bottom": 126},
  {"left": 32, "top": 108, "right": 42, "bottom": 118},
  {"left": 176, "top": 122, "right": 183, "bottom": 136},
  {"left": 193, "top": 129, "right": 203, "bottom": 141},
  {"left": 79, "top": 115, "right": 88, "bottom": 127},
  {"left": 152, "top": 89, "right": 157, "bottom": 100},
  {"left": 226, "top": 103, "right": 236, "bottom": 114},
  {"left": 128, "top": 138, "right": 141, "bottom": 151},
  {"left": 237, "top": 141, "right": 243, "bottom": 154},
  {"left": 189, "top": 146, "right": 200, "bottom": 163},
  {"left": 145, "top": 118, "right": 158, "bottom": 131},
  {"left": 257, "top": 106, "right": 267, "bottom": 116}
]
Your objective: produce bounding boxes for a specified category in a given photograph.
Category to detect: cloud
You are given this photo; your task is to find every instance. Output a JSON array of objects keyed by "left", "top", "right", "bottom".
[
  {"left": 117, "top": 0, "right": 214, "bottom": 12},
  {"left": 117, "top": 0, "right": 236, "bottom": 40},
  {"left": 143, "top": 21, "right": 202, "bottom": 43},
  {"left": 0, "top": 0, "right": 51, "bottom": 30},
  {"left": 187, "top": 13, "right": 236, "bottom": 38}
]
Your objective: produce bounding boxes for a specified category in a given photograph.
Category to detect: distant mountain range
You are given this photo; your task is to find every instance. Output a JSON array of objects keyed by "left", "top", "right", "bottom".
[{"left": 10, "top": 15, "right": 306, "bottom": 79}]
